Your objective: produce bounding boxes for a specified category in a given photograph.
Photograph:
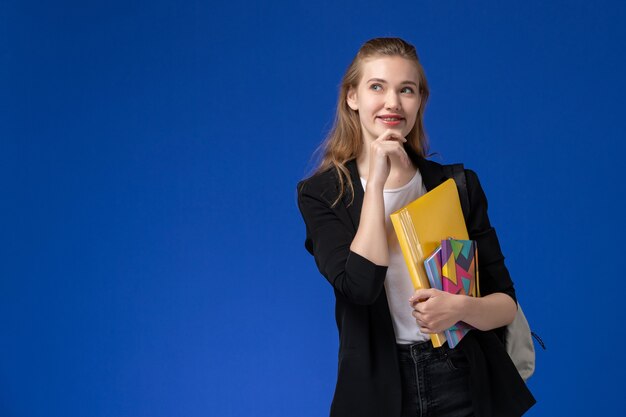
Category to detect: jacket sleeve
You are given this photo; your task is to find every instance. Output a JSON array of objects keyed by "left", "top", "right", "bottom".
[
  {"left": 297, "top": 180, "right": 388, "bottom": 305},
  {"left": 465, "top": 169, "right": 517, "bottom": 303}
]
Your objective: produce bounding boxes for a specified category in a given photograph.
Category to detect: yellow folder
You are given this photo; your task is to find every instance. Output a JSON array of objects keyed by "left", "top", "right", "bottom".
[{"left": 390, "top": 178, "right": 469, "bottom": 348}]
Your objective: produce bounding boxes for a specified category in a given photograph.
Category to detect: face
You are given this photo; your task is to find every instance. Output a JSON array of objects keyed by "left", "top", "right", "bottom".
[{"left": 346, "top": 56, "right": 421, "bottom": 144}]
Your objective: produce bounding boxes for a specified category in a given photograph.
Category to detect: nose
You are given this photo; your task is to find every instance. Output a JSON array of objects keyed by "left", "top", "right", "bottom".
[{"left": 385, "top": 91, "right": 400, "bottom": 110}]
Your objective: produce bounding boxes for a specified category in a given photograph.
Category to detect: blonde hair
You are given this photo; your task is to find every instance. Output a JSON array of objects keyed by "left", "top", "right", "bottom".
[{"left": 313, "top": 37, "right": 430, "bottom": 206}]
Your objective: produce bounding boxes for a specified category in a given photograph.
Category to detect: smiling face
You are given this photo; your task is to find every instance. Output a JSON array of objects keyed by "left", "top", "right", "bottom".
[{"left": 346, "top": 56, "right": 422, "bottom": 145}]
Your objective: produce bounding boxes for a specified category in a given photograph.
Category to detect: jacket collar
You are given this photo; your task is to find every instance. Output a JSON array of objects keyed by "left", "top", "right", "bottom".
[{"left": 413, "top": 154, "right": 450, "bottom": 192}]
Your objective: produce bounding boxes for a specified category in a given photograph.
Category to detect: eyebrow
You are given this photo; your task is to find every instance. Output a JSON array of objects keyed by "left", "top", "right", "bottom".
[{"left": 367, "top": 78, "right": 418, "bottom": 87}]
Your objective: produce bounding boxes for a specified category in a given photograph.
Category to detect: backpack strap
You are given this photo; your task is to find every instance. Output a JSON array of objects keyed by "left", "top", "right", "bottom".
[{"left": 442, "top": 163, "right": 470, "bottom": 223}]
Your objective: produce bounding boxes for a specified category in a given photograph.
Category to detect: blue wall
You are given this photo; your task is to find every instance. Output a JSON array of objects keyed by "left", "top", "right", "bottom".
[{"left": 2, "top": 0, "right": 625, "bottom": 416}]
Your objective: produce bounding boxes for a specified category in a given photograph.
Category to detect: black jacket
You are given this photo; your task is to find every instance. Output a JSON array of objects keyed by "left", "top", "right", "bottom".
[{"left": 297, "top": 153, "right": 535, "bottom": 417}]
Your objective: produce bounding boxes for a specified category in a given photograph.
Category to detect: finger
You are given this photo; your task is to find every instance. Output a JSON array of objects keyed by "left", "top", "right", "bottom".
[
  {"left": 410, "top": 288, "right": 436, "bottom": 304},
  {"left": 387, "top": 148, "right": 410, "bottom": 167},
  {"left": 412, "top": 314, "right": 426, "bottom": 329},
  {"left": 373, "top": 143, "right": 410, "bottom": 166},
  {"left": 371, "top": 140, "right": 405, "bottom": 154},
  {"left": 386, "top": 134, "right": 407, "bottom": 143},
  {"left": 370, "top": 137, "right": 411, "bottom": 169},
  {"left": 374, "top": 130, "right": 393, "bottom": 142},
  {"left": 412, "top": 309, "right": 429, "bottom": 323},
  {"left": 418, "top": 325, "right": 433, "bottom": 334},
  {"left": 387, "top": 135, "right": 407, "bottom": 143},
  {"left": 377, "top": 141, "right": 409, "bottom": 160},
  {"left": 413, "top": 303, "right": 427, "bottom": 314},
  {"left": 377, "top": 129, "right": 407, "bottom": 143}
]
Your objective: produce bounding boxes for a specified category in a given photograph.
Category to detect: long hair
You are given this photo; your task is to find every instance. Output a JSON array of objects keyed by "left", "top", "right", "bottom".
[{"left": 313, "top": 37, "right": 430, "bottom": 206}]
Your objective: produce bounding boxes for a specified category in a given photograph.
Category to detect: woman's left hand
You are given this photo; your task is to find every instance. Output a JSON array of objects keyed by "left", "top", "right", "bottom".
[{"left": 409, "top": 289, "right": 465, "bottom": 334}]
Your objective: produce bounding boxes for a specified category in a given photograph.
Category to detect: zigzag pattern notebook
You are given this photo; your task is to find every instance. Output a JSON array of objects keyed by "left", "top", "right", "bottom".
[{"left": 424, "top": 238, "right": 479, "bottom": 348}]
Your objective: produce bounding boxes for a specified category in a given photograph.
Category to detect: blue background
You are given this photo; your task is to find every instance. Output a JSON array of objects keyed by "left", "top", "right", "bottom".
[{"left": 2, "top": 0, "right": 625, "bottom": 416}]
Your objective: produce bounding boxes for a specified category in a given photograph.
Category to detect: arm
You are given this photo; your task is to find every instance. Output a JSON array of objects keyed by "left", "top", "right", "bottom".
[
  {"left": 349, "top": 131, "right": 411, "bottom": 265},
  {"left": 409, "top": 289, "right": 516, "bottom": 333},
  {"left": 348, "top": 180, "right": 388, "bottom": 265},
  {"left": 297, "top": 179, "right": 388, "bottom": 305},
  {"left": 458, "top": 292, "right": 516, "bottom": 330},
  {"left": 297, "top": 132, "right": 411, "bottom": 305}
]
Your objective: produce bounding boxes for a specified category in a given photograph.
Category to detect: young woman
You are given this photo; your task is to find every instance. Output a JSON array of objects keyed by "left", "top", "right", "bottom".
[{"left": 296, "top": 38, "right": 535, "bottom": 417}]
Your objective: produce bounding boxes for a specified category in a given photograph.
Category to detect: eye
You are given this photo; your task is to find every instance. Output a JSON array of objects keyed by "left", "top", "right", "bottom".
[
  {"left": 401, "top": 86, "right": 415, "bottom": 94},
  {"left": 369, "top": 83, "right": 383, "bottom": 91}
]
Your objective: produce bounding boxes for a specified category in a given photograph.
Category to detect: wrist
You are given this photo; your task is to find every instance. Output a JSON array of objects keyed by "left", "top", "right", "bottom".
[
  {"left": 457, "top": 294, "right": 473, "bottom": 323},
  {"left": 365, "top": 180, "right": 385, "bottom": 192}
]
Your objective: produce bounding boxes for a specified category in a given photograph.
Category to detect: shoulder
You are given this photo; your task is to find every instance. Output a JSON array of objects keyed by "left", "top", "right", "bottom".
[
  {"left": 297, "top": 162, "right": 353, "bottom": 207},
  {"left": 414, "top": 154, "right": 446, "bottom": 175},
  {"left": 464, "top": 168, "right": 481, "bottom": 185},
  {"left": 297, "top": 167, "right": 337, "bottom": 201},
  {"left": 463, "top": 168, "right": 489, "bottom": 206},
  {"left": 297, "top": 166, "right": 336, "bottom": 192}
]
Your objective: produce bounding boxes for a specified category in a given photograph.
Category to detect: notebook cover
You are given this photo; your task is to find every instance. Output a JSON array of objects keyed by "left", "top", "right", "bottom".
[
  {"left": 423, "top": 246, "right": 443, "bottom": 291},
  {"left": 440, "top": 238, "right": 478, "bottom": 348}
]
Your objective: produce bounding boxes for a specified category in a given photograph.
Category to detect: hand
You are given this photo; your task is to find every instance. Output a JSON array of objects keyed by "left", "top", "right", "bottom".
[
  {"left": 367, "top": 129, "right": 411, "bottom": 187},
  {"left": 409, "top": 289, "right": 465, "bottom": 334}
]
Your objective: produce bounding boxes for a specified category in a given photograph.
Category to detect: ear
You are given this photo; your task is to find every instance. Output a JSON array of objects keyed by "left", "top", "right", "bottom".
[{"left": 346, "top": 87, "right": 358, "bottom": 111}]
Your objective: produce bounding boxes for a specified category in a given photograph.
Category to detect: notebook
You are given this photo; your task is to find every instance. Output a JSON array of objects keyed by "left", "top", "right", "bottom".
[{"left": 424, "top": 238, "right": 479, "bottom": 348}]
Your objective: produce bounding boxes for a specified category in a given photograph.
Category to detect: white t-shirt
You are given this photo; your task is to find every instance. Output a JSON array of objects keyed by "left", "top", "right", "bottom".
[{"left": 360, "top": 170, "right": 430, "bottom": 344}]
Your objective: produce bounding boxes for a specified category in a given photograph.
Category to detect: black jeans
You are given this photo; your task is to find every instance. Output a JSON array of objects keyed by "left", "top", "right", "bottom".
[{"left": 397, "top": 341, "right": 474, "bottom": 417}]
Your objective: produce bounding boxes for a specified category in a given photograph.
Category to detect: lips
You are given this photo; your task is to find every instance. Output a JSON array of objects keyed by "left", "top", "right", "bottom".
[
  {"left": 377, "top": 114, "right": 404, "bottom": 121},
  {"left": 377, "top": 114, "right": 405, "bottom": 126}
]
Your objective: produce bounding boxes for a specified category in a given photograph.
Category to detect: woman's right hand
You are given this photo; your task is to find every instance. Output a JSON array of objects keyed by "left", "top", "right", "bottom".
[
  {"left": 350, "top": 130, "right": 411, "bottom": 267},
  {"left": 367, "top": 129, "right": 411, "bottom": 188}
]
